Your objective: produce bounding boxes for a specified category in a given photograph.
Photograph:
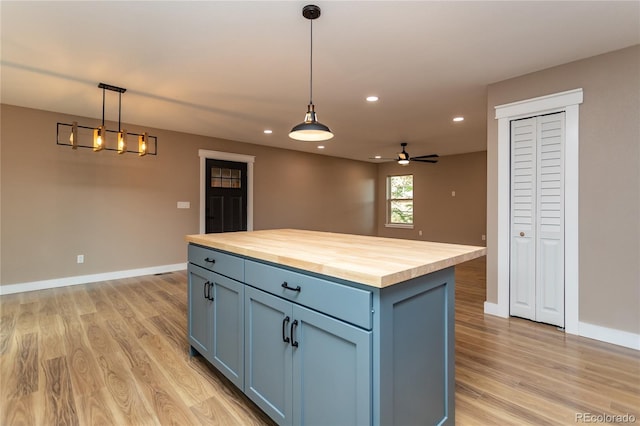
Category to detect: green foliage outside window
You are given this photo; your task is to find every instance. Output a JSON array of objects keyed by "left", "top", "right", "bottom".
[{"left": 388, "top": 175, "right": 413, "bottom": 224}]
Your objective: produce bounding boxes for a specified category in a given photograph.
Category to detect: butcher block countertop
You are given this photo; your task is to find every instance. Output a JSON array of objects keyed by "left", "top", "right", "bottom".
[{"left": 186, "top": 229, "right": 486, "bottom": 288}]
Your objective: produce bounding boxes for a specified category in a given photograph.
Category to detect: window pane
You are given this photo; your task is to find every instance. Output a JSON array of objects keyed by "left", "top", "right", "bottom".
[
  {"left": 390, "top": 200, "right": 413, "bottom": 224},
  {"left": 390, "top": 175, "right": 413, "bottom": 199}
]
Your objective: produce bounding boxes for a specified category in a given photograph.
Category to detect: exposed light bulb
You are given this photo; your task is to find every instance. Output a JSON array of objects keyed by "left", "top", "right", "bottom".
[
  {"left": 70, "top": 121, "right": 78, "bottom": 149},
  {"left": 138, "top": 132, "right": 148, "bottom": 156},
  {"left": 93, "top": 125, "right": 105, "bottom": 151},
  {"left": 117, "top": 130, "right": 127, "bottom": 154}
]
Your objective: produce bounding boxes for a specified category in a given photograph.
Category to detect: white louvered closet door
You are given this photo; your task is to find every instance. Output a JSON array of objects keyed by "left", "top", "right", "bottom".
[{"left": 509, "top": 113, "right": 565, "bottom": 328}]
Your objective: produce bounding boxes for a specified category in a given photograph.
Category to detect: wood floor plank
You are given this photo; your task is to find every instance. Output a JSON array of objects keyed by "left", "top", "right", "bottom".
[
  {"left": 0, "top": 312, "right": 16, "bottom": 356},
  {"left": 1, "top": 393, "right": 36, "bottom": 426},
  {"left": 79, "top": 312, "right": 159, "bottom": 425},
  {"left": 42, "top": 356, "right": 80, "bottom": 426},
  {"left": 39, "top": 314, "right": 65, "bottom": 361},
  {"left": 141, "top": 333, "right": 215, "bottom": 407},
  {"left": 102, "top": 282, "right": 154, "bottom": 339},
  {"left": 69, "top": 285, "right": 97, "bottom": 316},
  {"left": 8, "top": 332, "right": 39, "bottom": 398},
  {"left": 105, "top": 317, "right": 201, "bottom": 425},
  {"left": 60, "top": 314, "right": 104, "bottom": 397}
]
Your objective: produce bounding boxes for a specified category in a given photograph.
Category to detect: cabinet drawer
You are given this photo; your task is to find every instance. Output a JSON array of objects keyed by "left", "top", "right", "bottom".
[
  {"left": 245, "top": 260, "right": 372, "bottom": 329},
  {"left": 188, "top": 244, "right": 244, "bottom": 282}
]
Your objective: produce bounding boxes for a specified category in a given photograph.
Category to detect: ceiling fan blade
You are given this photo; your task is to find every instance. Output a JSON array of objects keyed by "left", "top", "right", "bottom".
[
  {"left": 412, "top": 154, "right": 439, "bottom": 160},
  {"left": 411, "top": 158, "right": 439, "bottom": 163}
]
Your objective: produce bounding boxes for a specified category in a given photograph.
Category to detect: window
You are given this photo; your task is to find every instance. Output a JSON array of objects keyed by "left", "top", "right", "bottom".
[
  {"left": 387, "top": 174, "right": 413, "bottom": 227},
  {"left": 210, "top": 167, "right": 242, "bottom": 188}
]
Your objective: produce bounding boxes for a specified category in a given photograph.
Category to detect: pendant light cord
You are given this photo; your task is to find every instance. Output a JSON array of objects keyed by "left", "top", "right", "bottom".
[
  {"left": 309, "top": 18, "right": 313, "bottom": 105},
  {"left": 101, "top": 86, "right": 106, "bottom": 127},
  {"left": 118, "top": 92, "right": 122, "bottom": 132}
]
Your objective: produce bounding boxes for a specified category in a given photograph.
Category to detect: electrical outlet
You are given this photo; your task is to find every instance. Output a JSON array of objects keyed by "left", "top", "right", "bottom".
[
  {"left": 77, "top": 254, "right": 84, "bottom": 264},
  {"left": 418, "top": 230, "right": 423, "bottom": 236},
  {"left": 451, "top": 191, "right": 456, "bottom": 197},
  {"left": 481, "top": 235, "right": 486, "bottom": 241}
]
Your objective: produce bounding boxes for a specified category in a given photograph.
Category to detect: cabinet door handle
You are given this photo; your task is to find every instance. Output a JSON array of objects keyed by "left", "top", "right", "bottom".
[
  {"left": 204, "top": 281, "right": 210, "bottom": 300},
  {"left": 204, "top": 257, "right": 216, "bottom": 264},
  {"left": 208, "top": 282, "right": 215, "bottom": 301},
  {"left": 282, "top": 316, "right": 290, "bottom": 343},
  {"left": 290, "top": 320, "right": 299, "bottom": 348},
  {"left": 281, "top": 282, "right": 301, "bottom": 292},
  {"left": 204, "top": 281, "right": 214, "bottom": 301}
]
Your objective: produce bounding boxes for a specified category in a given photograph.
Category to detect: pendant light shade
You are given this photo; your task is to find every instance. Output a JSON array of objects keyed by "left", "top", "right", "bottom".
[
  {"left": 289, "top": 4, "right": 334, "bottom": 142},
  {"left": 289, "top": 104, "right": 333, "bottom": 141}
]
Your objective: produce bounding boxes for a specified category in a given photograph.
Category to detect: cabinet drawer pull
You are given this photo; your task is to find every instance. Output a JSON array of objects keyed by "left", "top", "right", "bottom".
[
  {"left": 204, "top": 257, "right": 216, "bottom": 264},
  {"left": 290, "top": 320, "right": 299, "bottom": 348},
  {"left": 282, "top": 316, "right": 290, "bottom": 343},
  {"left": 281, "top": 282, "right": 301, "bottom": 292}
]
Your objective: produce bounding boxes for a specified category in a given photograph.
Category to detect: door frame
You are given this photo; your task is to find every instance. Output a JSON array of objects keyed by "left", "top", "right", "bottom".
[
  {"left": 493, "top": 88, "right": 582, "bottom": 335},
  {"left": 199, "top": 149, "right": 255, "bottom": 234}
]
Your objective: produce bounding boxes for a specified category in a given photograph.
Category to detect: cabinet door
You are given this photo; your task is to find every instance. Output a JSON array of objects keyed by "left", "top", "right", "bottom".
[
  {"left": 292, "top": 304, "right": 372, "bottom": 426},
  {"left": 188, "top": 264, "right": 214, "bottom": 360},
  {"left": 210, "top": 272, "right": 245, "bottom": 389},
  {"left": 244, "top": 286, "right": 293, "bottom": 425}
]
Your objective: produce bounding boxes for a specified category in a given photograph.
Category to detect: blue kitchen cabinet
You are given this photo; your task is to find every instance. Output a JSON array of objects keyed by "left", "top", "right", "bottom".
[
  {"left": 188, "top": 263, "right": 244, "bottom": 388},
  {"left": 188, "top": 264, "right": 214, "bottom": 360},
  {"left": 244, "top": 285, "right": 371, "bottom": 426}
]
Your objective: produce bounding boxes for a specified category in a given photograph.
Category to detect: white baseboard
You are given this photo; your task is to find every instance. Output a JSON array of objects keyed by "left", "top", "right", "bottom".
[
  {"left": 483, "top": 301, "right": 509, "bottom": 318},
  {"left": 483, "top": 301, "right": 639, "bottom": 351},
  {"left": 0, "top": 263, "right": 187, "bottom": 296},
  {"left": 578, "top": 321, "right": 640, "bottom": 351}
]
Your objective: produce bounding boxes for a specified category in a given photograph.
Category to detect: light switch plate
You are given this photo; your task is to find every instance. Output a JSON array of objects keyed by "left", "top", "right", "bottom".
[{"left": 177, "top": 201, "right": 190, "bottom": 209}]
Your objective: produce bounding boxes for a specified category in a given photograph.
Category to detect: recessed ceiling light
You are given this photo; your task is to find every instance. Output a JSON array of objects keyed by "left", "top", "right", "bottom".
[
  {"left": 374, "top": 155, "right": 382, "bottom": 159},
  {"left": 453, "top": 117, "right": 464, "bottom": 122},
  {"left": 317, "top": 145, "right": 325, "bottom": 149},
  {"left": 366, "top": 96, "right": 379, "bottom": 102},
  {"left": 263, "top": 129, "right": 273, "bottom": 134}
]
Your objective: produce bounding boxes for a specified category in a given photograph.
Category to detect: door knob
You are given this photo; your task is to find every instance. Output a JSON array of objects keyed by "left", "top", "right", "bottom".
[{"left": 520, "top": 232, "right": 525, "bottom": 237}]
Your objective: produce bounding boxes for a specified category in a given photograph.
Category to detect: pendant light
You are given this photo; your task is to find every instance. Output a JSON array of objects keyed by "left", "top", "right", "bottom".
[{"left": 289, "top": 4, "right": 334, "bottom": 142}]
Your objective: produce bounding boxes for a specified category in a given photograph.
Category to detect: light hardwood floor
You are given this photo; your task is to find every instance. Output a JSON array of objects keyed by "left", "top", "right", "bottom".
[{"left": 1, "top": 257, "right": 638, "bottom": 425}]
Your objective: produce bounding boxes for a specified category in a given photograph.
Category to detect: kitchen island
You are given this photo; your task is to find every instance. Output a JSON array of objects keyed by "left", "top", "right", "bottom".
[{"left": 185, "top": 229, "right": 486, "bottom": 426}]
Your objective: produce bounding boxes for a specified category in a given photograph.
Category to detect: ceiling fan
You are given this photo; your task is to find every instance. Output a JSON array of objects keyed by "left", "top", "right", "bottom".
[{"left": 371, "top": 143, "right": 439, "bottom": 165}]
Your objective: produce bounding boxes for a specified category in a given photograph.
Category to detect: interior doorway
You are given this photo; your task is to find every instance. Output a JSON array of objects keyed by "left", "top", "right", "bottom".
[
  {"left": 205, "top": 158, "right": 247, "bottom": 233},
  {"left": 509, "top": 112, "right": 565, "bottom": 328},
  {"left": 492, "top": 88, "right": 582, "bottom": 335},
  {"left": 199, "top": 149, "right": 255, "bottom": 234}
]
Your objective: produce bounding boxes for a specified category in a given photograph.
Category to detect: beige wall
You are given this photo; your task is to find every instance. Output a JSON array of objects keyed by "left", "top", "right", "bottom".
[
  {"left": 376, "top": 151, "right": 487, "bottom": 246},
  {"left": 0, "top": 105, "right": 377, "bottom": 285},
  {"left": 486, "top": 45, "right": 640, "bottom": 334}
]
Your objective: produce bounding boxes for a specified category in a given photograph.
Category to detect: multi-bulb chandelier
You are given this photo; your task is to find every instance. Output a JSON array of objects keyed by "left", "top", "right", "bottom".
[{"left": 57, "top": 82, "right": 157, "bottom": 156}]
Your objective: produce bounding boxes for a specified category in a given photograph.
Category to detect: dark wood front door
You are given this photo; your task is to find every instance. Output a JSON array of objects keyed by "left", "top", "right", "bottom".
[{"left": 205, "top": 159, "right": 247, "bottom": 233}]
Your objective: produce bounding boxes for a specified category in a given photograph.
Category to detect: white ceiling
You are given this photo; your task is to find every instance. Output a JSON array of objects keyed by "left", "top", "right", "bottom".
[{"left": 2, "top": 1, "right": 639, "bottom": 162}]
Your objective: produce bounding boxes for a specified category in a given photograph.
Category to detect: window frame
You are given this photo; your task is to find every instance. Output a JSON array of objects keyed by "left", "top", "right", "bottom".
[{"left": 385, "top": 174, "right": 414, "bottom": 229}]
